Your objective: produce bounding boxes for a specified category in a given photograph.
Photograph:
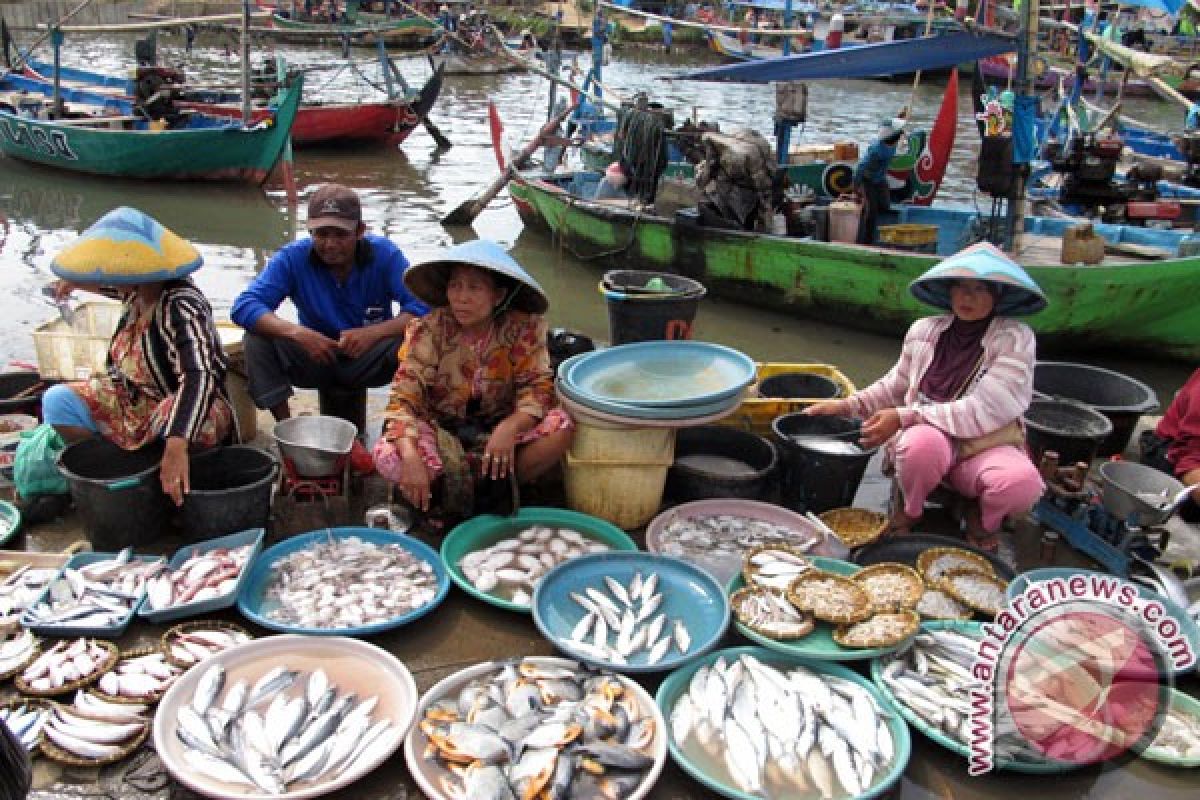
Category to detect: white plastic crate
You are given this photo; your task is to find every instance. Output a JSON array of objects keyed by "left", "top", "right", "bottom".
[{"left": 32, "top": 301, "right": 123, "bottom": 381}]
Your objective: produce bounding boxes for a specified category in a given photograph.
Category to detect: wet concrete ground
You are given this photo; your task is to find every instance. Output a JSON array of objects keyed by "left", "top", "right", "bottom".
[{"left": 4, "top": 392, "right": 1199, "bottom": 799}]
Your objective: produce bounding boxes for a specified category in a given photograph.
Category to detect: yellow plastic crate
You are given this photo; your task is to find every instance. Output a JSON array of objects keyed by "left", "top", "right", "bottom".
[
  {"left": 719, "top": 363, "right": 857, "bottom": 437},
  {"left": 32, "top": 301, "right": 124, "bottom": 381},
  {"left": 879, "top": 223, "right": 938, "bottom": 248}
]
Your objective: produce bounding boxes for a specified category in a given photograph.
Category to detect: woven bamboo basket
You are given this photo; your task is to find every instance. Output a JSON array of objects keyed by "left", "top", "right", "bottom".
[
  {"left": 14, "top": 640, "right": 118, "bottom": 697},
  {"left": 90, "top": 646, "right": 182, "bottom": 705},
  {"left": 818, "top": 507, "right": 888, "bottom": 549},
  {"left": 162, "top": 620, "right": 252, "bottom": 670}
]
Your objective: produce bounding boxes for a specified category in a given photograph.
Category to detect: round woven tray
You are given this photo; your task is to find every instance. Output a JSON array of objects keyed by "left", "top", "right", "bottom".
[
  {"left": 161, "top": 620, "right": 252, "bottom": 670},
  {"left": 786, "top": 570, "right": 873, "bottom": 625},
  {"left": 90, "top": 646, "right": 181, "bottom": 706},
  {"left": 916, "top": 546, "right": 997, "bottom": 584},
  {"left": 741, "top": 544, "right": 814, "bottom": 592},
  {"left": 935, "top": 568, "right": 1009, "bottom": 617},
  {"left": 14, "top": 640, "right": 118, "bottom": 698},
  {"left": 852, "top": 563, "right": 925, "bottom": 612},
  {"left": 39, "top": 709, "right": 150, "bottom": 768},
  {"left": 818, "top": 507, "right": 888, "bottom": 549},
  {"left": 0, "top": 697, "right": 57, "bottom": 756},
  {"left": 833, "top": 609, "right": 921, "bottom": 649},
  {"left": 0, "top": 632, "right": 40, "bottom": 682},
  {"left": 915, "top": 587, "right": 974, "bottom": 621},
  {"left": 730, "top": 586, "right": 815, "bottom": 640}
]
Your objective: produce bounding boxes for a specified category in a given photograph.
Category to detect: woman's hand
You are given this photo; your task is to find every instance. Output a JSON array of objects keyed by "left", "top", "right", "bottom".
[
  {"left": 483, "top": 418, "right": 521, "bottom": 480},
  {"left": 804, "top": 399, "right": 847, "bottom": 416},
  {"left": 50, "top": 280, "right": 79, "bottom": 303},
  {"left": 160, "top": 436, "right": 190, "bottom": 507},
  {"left": 398, "top": 443, "right": 432, "bottom": 511},
  {"left": 860, "top": 408, "right": 901, "bottom": 450}
]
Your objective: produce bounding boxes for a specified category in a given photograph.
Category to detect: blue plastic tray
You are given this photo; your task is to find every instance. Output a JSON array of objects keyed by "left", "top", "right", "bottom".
[
  {"left": 532, "top": 552, "right": 730, "bottom": 673},
  {"left": 21, "top": 550, "right": 164, "bottom": 638},
  {"left": 0, "top": 500, "right": 20, "bottom": 547},
  {"left": 555, "top": 378, "right": 745, "bottom": 420},
  {"left": 561, "top": 342, "right": 756, "bottom": 408},
  {"left": 657, "top": 646, "right": 911, "bottom": 799},
  {"left": 237, "top": 527, "right": 450, "bottom": 636},
  {"left": 1007, "top": 567, "right": 1200, "bottom": 677},
  {"left": 137, "top": 528, "right": 265, "bottom": 624}
]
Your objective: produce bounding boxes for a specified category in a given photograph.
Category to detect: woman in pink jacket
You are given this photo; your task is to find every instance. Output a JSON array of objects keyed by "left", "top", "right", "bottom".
[{"left": 807, "top": 242, "right": 1046, "bottom": 552}]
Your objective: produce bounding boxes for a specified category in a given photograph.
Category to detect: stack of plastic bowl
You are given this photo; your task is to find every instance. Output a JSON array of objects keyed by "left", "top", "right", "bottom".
[{"left": 555, "top": 341, "right": 756, "bottom": 529}]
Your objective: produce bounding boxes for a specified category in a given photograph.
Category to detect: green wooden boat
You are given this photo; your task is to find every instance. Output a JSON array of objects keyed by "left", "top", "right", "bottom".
[
  {"left": 508, "top": 170, "right": 1200, "bottom": 362},
  {"left": 0, "top": 75, "right": 303, "bottom": 183},
  {"left": 271, "top": 12, "right": 435, "bottom": 45}
]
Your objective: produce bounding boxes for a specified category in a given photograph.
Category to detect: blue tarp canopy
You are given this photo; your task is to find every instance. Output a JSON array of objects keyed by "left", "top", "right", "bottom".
[
  {"left": 678, "top": 31, "right": 1017, "bottom": 83},
  {"left": 1118, "top": 0, "right": 1184, "bottom": 13}
]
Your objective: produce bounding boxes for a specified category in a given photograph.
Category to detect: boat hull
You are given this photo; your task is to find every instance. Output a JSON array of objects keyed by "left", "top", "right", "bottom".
[
  {"left": 0, "top": 78, "right": 302, "bottom": 182},
  {"left": 508, "top": 174, "right": 1200, "bottom": 362}
]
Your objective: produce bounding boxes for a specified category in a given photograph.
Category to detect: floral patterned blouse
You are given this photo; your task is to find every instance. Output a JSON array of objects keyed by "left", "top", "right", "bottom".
[{"left": 382, "top": 308, "right": 555, "bottom": 444}]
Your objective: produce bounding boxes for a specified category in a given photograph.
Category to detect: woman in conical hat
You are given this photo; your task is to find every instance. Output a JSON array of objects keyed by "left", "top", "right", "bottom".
[
  {"left": 807, "top": 242, "right": 1047, "bottom": 557},
  {"left": 374, "top": 239, "right": 573, "bottom": 525},
  {"left": 34, "top": 207, "right": 235, "bottom": 513}
]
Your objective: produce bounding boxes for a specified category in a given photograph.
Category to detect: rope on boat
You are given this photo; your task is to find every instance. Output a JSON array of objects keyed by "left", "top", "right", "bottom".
[
  {"left": 555, "top": 195, "right": 644, "bottom": 261},
  {"left": 612, "top": 107, "right": 670, "bottom": 203}
]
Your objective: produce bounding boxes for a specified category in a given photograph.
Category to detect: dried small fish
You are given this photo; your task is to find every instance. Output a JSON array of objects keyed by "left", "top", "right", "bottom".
[
  {"left": 833, "top": 610, "right": 920, "bottom": 649},
  {"left": 916, "top": 588, "right": 971, "bottom": 620},
  {"left": 731, "top": 587, "right": 814, "bottom": 640},
  {"left": 936, "top": 569, "right": 1007, "bottom": 617}
]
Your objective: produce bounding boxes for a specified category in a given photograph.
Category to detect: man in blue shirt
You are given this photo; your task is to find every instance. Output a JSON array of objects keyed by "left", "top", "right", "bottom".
[
  {"left": 231, "top": 184, "right": 428, "bottom": 421},
  {"left": 852, "top": 118, "right": 904, "bottom": 245}
]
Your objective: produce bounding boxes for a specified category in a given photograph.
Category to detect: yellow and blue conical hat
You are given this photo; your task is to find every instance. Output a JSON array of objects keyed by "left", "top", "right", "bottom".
[
  {"left": 51, "top": 207, "right": 202, "bottom": 285},
  {"left": 909, "top": 242, "right": 1047, "bottom": 317}
]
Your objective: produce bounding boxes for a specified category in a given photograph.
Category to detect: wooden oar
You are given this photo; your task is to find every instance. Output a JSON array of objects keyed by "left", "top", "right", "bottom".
[{"left": 442, "top": 99, "right": 579, "bottom": 226}]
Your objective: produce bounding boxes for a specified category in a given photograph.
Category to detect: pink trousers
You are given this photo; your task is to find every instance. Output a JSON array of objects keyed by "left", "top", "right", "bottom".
[{"left": 894, "top": 424, "right": 1044, "bottom": 533}]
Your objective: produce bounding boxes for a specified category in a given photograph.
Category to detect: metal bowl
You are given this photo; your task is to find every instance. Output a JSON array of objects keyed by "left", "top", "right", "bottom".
[
  {"left": 1098, "top": 460, "right": 1185, "bottom": 526},
  {"left": 272, "top": 415, "right": 357, "bottom": 477}
]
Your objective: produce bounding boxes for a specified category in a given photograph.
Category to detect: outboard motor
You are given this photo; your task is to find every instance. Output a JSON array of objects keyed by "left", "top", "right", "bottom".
[
  {"left": 1174, "top": 132, "right": 1200, "bottom": 188},
  {"left": 1045, "top": 132, "right": 1132, "bottom": 222}
]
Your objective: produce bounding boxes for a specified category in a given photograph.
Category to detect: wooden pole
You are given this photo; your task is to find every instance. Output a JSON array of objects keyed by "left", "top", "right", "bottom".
[
  {"left": 2, "top": 0, "right": 95, "bottom": 74},
  {"left": 1006, "top": 0, "right": 1040, "bottom": 253},
  {"left": 241, "top": 0, "right": 251, "bottom": 125},
  {"left": 906, "top": 0, "right": 938, "bottom": 115},
  {"left": 442, "top": 100, "right": 578, "bottom": 226}
]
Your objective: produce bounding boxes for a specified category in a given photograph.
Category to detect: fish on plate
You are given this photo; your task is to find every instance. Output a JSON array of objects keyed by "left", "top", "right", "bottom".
[
  {"left": 459, "top": 526, "right": 608, "bottom": 606},
  {"left": 417, "top": 657, "right": 657, "bottom": 799},
  {"left": 562, "top": 571, "right": 691, "bottom": 667},
  {"left": 261, "top": 536, "right": 438, "bottom": 629},
  {"left": 23, "top": 549, "right": 165, "bottom": 629},
  {"left": 174, "top": 663, "right": 394, "bottom": 793},
  {"left": 671, "top": 653, "right": 895, "bottom": 798},
  {"left": 144, "top": 545, "right": 255, "bottom": 613}
]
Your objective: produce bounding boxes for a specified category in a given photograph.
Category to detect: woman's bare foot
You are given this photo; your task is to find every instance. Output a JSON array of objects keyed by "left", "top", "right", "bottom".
[{"left": 963, "top": 501, "right": 1000, "bottom": 554}]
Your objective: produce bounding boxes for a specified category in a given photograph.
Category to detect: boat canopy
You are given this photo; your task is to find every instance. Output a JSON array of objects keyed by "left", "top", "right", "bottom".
[{"left": 678, "top": 30, "right": 1016, "bottom": 83}]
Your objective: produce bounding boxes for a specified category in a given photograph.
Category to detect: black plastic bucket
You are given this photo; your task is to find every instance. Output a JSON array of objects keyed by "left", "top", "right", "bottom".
[
  {"left": 601, "top": 270, "right": 706, "bottom": 345},
  {"left": 57, "top": 438, "right": 170, "bottom": 551},
  {"left": 180, "top": 445, "right": 278, "bottom": 542},
  {"left": 0, "top": 372, "right": 54, "bottom": 420},
  {"left": 1024, "top": 399, "right": 1114, "bottom": 466},
  {"left": 771, "top": 413, "right": 874, "bottom": 514},
  {"left": 758, "top": 372, "right": 841, "bottom": 400},
  {"left": 1033, "top": 361, "right": 1158, "bottom": 457},
  {"left": 667, "top": 426, "right": 778, "bottom": 503}
]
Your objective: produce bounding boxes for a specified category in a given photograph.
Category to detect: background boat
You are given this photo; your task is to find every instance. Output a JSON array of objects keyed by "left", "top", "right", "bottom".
[
  {"left": 0, "top": 73, "right": 302, "bottom": 183},
  {"left": 20, "top": 56, "right": 444, "bottom": 148}
]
